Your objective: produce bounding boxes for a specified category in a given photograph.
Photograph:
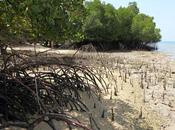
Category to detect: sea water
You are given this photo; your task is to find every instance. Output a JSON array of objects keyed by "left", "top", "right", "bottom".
[{"left": 157, "top": 41, "right": 175, "bottom": 59}]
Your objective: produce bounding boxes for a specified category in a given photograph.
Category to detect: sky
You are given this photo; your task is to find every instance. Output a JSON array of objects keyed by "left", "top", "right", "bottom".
[{"left": 101, "top": 0, "right": 175, "bottom": 41}]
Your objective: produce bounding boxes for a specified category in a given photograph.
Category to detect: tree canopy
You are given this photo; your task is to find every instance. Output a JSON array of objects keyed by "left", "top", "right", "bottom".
[
  {"left": 131, "top": 13, "right": 161, "bottom": 44},
  {"left": 82, "top": 0, "right": 161, "bottom": 50},
  {"left": 83, "top": 0, "right": 119, "bottom": 41},
  {"left": 0, "top": 0, "right": 85, "bottom": 44},
  {"left": 0, "top": 0, "right": 161, "bottom": 50}
]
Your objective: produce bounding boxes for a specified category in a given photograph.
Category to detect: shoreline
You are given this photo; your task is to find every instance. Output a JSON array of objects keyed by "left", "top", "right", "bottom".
[
  {"left": 3, "top": 46, "right": 175, "bottom": 130},
  {"left": 74, "top": 50, "right": 175, "bottom": 130}
]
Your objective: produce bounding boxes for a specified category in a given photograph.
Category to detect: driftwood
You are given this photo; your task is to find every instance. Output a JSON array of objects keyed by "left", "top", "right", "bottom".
[{"left": 0, "top": 44, "right": 106, "bottom": 130}]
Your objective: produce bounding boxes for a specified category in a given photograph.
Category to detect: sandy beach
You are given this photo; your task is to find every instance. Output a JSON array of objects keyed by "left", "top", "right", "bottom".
[
  {"left": 72, "top": 50, "right": 175, "bottom": 130},
  {"left": 4, "top": 46, "right": 175, "bottom": 130}
]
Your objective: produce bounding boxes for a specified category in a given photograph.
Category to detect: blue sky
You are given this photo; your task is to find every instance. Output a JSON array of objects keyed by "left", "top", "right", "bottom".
[{"left": 101, "top": 0, "right": 175, "bottom": 41}]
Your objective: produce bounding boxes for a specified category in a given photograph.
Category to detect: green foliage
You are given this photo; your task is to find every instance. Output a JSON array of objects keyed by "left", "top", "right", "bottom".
[
  {"left": 131, "top": 14, "right": 161, "bottom": 43},
  {"left": 116, "top": 2, "right": 139, "bottom": 43},
  {"left": 0, "top": 0, "right": 161, "bottom": 49},
  {"left": 0, "top": 0, "right": 85, "bottom": 43},
  {"left": 0, "top": 0, "right": 31, "bottom": 42},
  {"left": 83, "top": 0, "right": 119, "bottom": 41},
  {"left": 83, "top": 0, "right": 161, "bottom": 50},
  {"left": 26, "top": 0, "right": 85, "bottom": 42}
]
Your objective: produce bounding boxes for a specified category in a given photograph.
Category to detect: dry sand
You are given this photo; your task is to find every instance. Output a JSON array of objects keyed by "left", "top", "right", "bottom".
[{"left": 4, "top": 45, "right": 175, "bottom": 130}]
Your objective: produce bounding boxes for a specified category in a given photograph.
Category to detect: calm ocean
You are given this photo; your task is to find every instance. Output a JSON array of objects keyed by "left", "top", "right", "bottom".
[{"left": 157, "top": 41, "right": 175, "bottom": 59}]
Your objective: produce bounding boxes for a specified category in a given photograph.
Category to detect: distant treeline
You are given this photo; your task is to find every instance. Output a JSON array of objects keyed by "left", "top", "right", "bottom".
[
  {"left": 0, "top": 0, "right": 161, "bottom": 51},
  {"left": 78, "top": 0, "right": 161, "bottom": 51}
]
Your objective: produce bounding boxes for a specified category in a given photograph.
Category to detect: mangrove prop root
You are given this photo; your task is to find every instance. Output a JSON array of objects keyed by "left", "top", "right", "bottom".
[{"left": 0, "top": 45, "right": 106, "bottom": 130}]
